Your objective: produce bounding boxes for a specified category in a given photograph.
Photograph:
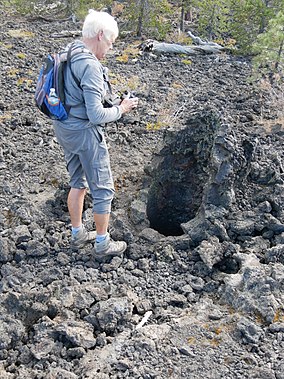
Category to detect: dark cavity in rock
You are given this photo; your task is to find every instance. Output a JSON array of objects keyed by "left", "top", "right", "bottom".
[
  {"left": 146, "top": 111, "right": 220, "bottom": 236},
  {"left": 214, "top": 256, "right": 241, "bottom": 274}
]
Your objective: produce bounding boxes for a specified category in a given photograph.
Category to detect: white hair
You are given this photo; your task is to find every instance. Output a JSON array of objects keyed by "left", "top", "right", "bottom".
[{"left": 82, "top": 9, "right": 119, "bottom": 40}]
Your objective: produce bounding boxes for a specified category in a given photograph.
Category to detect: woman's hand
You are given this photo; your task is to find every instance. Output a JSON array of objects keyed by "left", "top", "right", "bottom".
[{"left": 119, "top": 97, "right": 139, "bottom": 114}]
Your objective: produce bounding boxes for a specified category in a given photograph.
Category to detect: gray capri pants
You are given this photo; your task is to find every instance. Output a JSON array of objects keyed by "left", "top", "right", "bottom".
[{"left": 53, "top": 124, "right": 115, "bottom": 214}]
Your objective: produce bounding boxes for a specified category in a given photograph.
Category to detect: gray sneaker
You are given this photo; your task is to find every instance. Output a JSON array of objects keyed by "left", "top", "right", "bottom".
[
  {"left": 94, "top": 233, "right": 127, "bottom": 261},
  {"left": 71, "top": 226, "right": 97, "bottom": 250}
]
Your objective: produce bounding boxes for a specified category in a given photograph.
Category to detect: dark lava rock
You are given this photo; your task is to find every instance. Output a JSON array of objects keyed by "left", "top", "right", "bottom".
[{"left": 0, "top": 7, "right": 283, "bottom": 379}]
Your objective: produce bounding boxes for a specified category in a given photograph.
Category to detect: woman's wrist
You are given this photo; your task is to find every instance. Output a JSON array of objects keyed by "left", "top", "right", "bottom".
[{"left": 119, "top": 104, "right": 127, "bottom": 114}]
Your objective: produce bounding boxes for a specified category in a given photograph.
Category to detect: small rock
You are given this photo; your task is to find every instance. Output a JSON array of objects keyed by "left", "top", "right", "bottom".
[{"left": 236, "top": 317, "right": 264, "bottom": 344}]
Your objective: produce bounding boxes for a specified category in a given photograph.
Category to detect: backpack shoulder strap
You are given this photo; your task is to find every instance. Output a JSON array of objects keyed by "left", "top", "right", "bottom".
[
  {"left": 60, "top": 43, "right": 112, "bottom": 94},
  {"left": 57, "top": 43, "right": 93, "bottom": 89},
  {"left": 66, "top": 44, "right": 83, "bottom": 88},
  {"left": 102, "top": 67, "right": 113, "bottom": 95}
]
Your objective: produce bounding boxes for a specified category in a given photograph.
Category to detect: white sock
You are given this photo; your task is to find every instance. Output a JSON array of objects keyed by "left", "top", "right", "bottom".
[
  {"left": 72, "top": 225, "right": 82, "bottom": 235},
  {"left": 96, "top": 233, "right": 107, "bottom": 243}
]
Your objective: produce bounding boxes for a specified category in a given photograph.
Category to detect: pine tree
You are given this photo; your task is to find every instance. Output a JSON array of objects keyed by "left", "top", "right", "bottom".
[
  {"left": 252, "top": 10, "right": 284, "bottom": 81},
  {"left": 229, "top": 0, "right": 283, "bottom": 53},
  {"left": 127, "top": 0, "right": 172, "bottom": 39},
  {"left": 193, "top": 0, "right": 230, "bottom": 40},
  {"left": 179, "top": 0, "right": 195, "bottom": 31}
]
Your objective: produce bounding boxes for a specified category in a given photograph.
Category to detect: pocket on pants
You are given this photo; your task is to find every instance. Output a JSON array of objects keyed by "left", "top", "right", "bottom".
[
  {"left": 98, "top": 166, "right": 111, "bottom": 183},
  {"left": 93, "top": 151, "right": 113, "bottom": 186},
  {"left": 91, "top": 126, "right": 103, "bottom": 144}
]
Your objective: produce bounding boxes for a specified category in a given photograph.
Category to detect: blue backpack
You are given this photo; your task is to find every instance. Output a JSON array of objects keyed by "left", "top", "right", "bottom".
[{"left": 35, "top": 44, "right": 89, "bottom": 121}]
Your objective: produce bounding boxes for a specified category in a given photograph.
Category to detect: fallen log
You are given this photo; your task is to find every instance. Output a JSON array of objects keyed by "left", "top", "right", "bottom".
[
  {"left": 140, "top": 40, "right": 224, "bottom": 55},
  {"left": 27, "top": 13, "right": 77, "bottom": 24},
  {"left": 140, "top": 32, "right": 225, "bottom": 55},
  {"left": 187, "top": 30, "right": 223, "bottom": 47},
  {"left": 50, "top": 30, "right": 81, "bottom": 38}
]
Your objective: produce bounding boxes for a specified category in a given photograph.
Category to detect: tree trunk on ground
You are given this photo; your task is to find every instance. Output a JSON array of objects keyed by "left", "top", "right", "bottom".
[{"left": 140, "top": 33, "right": 225, "bottom": 55}]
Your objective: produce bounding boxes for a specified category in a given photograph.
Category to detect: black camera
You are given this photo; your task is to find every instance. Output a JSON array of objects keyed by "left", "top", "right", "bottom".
[
  {"left": 103, "top": 91, "right": 135, "bottom": 108},
  {"left": 120, "top": 91, "right": 134, "bottom": 100}
]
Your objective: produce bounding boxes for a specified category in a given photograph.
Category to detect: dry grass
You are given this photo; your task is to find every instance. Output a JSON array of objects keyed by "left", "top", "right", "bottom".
[
  {"left": 115, "top": 42, "right": 141, "bottom": 64},
  {"left": 166, "top": 30, "right": 193, "bottom": 45},
  {"left": 152, "top": 82, "right": 186, "bottom": 129},
  {"left": 0, "top": 113, "right": 12, "bottom": 122},
  {"left": 110, "top": 73, "right": 144, "bottom": 95},
  {"left": 8, "top": 29, "right": 34, "bottom": 38},
  {"left": 112, "top": 1, "right": 124, "bottom": 17},
  {"left": 258, "top": 78, "right": 284, "bottom": 133},
  {"left": 259, "top": 118, "right": 284, "bottom": 134}
]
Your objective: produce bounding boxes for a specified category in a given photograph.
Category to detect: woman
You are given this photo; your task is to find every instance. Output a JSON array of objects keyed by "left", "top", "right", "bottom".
[{"left": 53, "top": 9, "right": 138, "bottom": 259}]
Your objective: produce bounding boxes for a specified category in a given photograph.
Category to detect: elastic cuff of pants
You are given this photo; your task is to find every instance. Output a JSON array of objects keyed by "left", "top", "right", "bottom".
[{"left": 93, "top": 209, "right": 111, "bottom": 215}]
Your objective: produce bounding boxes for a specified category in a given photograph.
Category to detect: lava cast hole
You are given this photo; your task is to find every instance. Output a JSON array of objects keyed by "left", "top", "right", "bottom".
[
  {"left": 146, "top": 204, "right": 185, "bottom": 236},
  {"left": 146, "top": 112, "right": 220, "bottom": 237},
  {"left": 146, "top": 179, "right": 203, "bottom": 233},
  {"left": 146, "top": 157, "right": 203, "bottom": 237}
]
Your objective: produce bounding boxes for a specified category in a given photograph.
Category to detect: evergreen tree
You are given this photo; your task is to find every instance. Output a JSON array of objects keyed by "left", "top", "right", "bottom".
[
  {"left": 252, "top": 10, "right": 284, "bottom": 81},
  {"left": 179, "top": 0, "right": 195, "bottom": 31},
  {"left": 229, "top": 0, "right": 284, "bottom": 53},
  {"left": 127, "top": 0, "right": 172, "bottom": 38},
  {"left": 193, "top": 0, "right": 230, "bottom": 40},
  {"left": 64, "top": 0, "right": 113, "bottom": 16}
]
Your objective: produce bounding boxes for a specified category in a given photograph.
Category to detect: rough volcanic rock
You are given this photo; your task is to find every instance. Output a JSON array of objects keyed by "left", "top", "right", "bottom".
[{"left": 0, "top": 6, "right": 283, "bottom": 379}]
